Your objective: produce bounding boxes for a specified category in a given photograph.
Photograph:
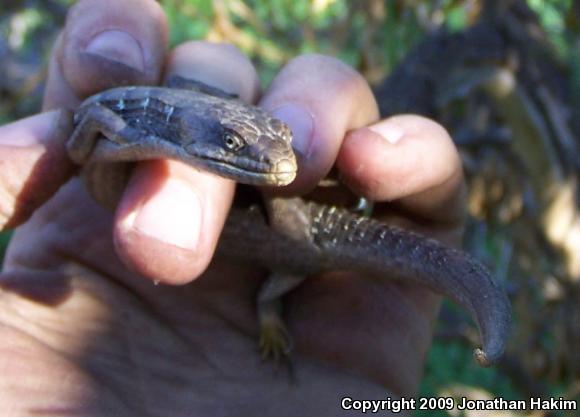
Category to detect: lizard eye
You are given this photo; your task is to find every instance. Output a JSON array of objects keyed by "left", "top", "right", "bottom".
[{"left": 223, "top": 131, "right": 245, "bottom": 151}]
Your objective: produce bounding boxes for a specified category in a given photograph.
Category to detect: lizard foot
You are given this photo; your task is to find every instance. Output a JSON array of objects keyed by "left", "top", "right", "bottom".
[
  {"left": 256, "top": 270, "right": 305, "bottom": 364},
  {"left": 259, "top": 312, "right": 293, "bottom": 363}
]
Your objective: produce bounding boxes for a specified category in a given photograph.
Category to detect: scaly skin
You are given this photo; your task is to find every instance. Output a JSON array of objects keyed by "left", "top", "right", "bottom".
[{"left": 68, "top": 79, "right": 511, "bottom": 367}]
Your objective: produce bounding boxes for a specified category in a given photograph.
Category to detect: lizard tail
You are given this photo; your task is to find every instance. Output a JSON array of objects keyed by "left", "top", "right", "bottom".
[{"left": 307, "top": 202, "right": 512, "bottom": 367}]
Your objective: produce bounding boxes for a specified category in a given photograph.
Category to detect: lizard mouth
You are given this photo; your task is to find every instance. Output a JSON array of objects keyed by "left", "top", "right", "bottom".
[
  {"left": 200, "top": 157, "right": 297, "bottom": 186},
  {"left": 176, "top": 141, "right": 297, "bottom": 186}
]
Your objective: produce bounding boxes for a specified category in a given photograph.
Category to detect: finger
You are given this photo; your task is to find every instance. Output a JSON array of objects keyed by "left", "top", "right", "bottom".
[
  {"left": 114, "top": 42, "right": 261, "bottom": 284},
  {"left": 260, "top": 54, "right": 379, "bottom": 193},
  {"left": 164, "top": 42, "right": 261, "bottom": 102},
  {"left": 337, "top": 115, "right": 465, "bottom": 227},
  {"left": 43, "top": 0, "right": 168, "bottom": 110},
  {"left": 0, "top": 110, "right": 74, "bottom": 230}
]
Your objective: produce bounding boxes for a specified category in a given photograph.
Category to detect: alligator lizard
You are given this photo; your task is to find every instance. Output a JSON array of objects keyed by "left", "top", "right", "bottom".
[{"left": 67, "top": 76, "right": 511, "bottom": 367}]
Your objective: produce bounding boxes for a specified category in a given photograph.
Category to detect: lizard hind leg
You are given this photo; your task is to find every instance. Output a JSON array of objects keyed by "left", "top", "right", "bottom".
[{"left": 257, "top": 272, "right": 306, "bottom": 364}]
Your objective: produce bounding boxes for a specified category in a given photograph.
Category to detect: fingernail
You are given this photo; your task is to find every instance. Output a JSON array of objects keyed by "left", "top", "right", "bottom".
[
  {"left": 369, "top": 122, "right": 405, "bottom": 144},
  {"left": 85, "top": 30, "right": 145, "bottom": 73},
  {"left": 129, "top": 178, "right": 202, "bottom": 250},
  {"left": 0, "top": 110, "right": 64, "bottom": 147},
  {"left": 272, "top": 104, "right": 314, "bottom": 158}
]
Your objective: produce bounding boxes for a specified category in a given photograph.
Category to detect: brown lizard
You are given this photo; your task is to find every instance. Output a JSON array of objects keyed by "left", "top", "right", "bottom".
[{"left": 67, "top": 76, "right": 511, "bottom": 367}]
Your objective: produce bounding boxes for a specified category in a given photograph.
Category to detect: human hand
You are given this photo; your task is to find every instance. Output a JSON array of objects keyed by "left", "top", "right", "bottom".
[{"left": 0, "top": 1, "right": 465, "bottom": 415}]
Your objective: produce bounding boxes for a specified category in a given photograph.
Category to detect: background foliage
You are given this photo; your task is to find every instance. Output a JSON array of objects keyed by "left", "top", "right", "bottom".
[{"left": 0, "top": 1, "right": 578, "bottom": 415}]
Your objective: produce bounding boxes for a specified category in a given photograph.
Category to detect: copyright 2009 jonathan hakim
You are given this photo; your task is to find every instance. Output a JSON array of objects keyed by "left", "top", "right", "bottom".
[{"left": 340, "top": 396, "right": 578, "bottom": 413}]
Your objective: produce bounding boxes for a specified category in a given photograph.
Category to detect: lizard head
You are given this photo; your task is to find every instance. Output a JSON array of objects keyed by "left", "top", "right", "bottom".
[{"left": 179, "top": 101, "right": 297, "bottom": 187}]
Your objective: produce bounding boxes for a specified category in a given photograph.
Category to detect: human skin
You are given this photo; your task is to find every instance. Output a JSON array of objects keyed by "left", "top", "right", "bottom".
[{"left": 0, "top": 0, "right": 466, "bottom": 416}]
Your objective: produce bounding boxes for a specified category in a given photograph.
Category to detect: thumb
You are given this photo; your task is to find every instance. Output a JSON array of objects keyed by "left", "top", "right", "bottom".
[{"left": 0, "top": 110, "right": 75, "bottom": 230}]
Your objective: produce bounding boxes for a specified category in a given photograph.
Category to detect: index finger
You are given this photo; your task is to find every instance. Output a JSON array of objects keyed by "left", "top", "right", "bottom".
[
  {"left": 260, "top": 54, "right": 380, "bottom": 194},
  {"left": 337, "top": 115, "right": 466, "bottom": 228}
]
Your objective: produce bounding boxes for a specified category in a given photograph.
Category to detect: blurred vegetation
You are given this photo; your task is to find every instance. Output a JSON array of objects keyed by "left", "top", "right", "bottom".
[{"left": 0, "top": 0, "right": 579, "bottom": 415}]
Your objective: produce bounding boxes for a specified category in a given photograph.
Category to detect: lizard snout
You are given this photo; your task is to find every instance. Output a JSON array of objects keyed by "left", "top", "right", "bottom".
[{"left": 272, "top": 158, "right": 297, "bottom": 185}]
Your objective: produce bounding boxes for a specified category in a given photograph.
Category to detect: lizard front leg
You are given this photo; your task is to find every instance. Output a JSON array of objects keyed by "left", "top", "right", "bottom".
[
  {"left": 258, "top": 272, "right": 306, "bottom": 361},
  {"left": 257, "top": 197, "right": 313, "bottom": 362}
]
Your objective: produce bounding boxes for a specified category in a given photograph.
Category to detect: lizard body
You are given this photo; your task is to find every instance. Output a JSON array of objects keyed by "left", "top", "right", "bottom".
[
  {"left": 68, "top": 77, "right": 511, "bottom": 367},
  {"left": 68, "top": 78, "right": 296, "bottom": 207}
]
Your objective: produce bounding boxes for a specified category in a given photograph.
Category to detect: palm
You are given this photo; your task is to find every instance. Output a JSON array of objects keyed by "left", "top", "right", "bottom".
[{"left": 2, "top": 178, "right": 438, "bottom": 415}]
